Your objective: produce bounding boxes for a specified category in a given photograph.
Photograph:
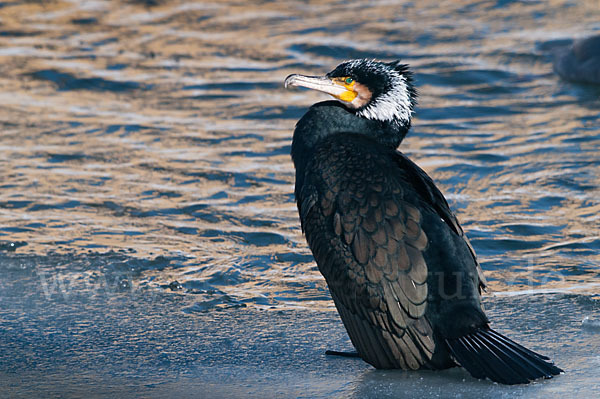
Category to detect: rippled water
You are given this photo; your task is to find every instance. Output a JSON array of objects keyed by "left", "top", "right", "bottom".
[{"left": 0, "top": 0, "right": 599, "bottom": 397}]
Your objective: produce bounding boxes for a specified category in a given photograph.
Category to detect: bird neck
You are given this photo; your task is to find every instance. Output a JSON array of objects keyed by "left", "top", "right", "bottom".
[
  {"left": 291, "top": 101, "right": 409, "bottom": 163},
  {"left": 291, "top": 101, "right": 410, "bottom": 195}
]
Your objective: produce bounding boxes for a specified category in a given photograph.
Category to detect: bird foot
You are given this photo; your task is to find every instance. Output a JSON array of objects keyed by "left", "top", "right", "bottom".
[{"left": 325, "top": 350, "right": 360, "bottom": 358}]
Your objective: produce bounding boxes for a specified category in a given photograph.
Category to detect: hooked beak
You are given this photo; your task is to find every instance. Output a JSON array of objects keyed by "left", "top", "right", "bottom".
[{"left": 284, "top": 74, "right": 348, "bottom": 99}]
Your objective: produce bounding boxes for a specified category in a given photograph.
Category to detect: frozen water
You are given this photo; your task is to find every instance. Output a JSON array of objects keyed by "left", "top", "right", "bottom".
[{"left": 0, "top": 253, "right": 598, "bottom": 398}]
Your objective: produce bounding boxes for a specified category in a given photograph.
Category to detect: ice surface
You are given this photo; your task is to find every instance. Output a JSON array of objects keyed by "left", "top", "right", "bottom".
[{"left": 0, "top": 263, "right": 598, "bottom": 398}]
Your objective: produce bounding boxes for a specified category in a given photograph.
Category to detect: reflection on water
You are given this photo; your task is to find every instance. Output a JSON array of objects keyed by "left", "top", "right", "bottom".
[{"left": 0, "top": 0, "right": 599, "bottom": 312}]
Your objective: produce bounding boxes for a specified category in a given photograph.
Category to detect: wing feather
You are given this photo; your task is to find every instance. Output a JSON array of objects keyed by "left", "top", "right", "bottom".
[{"left": 298, "top": 138, "right": 485, "bottom": 370}]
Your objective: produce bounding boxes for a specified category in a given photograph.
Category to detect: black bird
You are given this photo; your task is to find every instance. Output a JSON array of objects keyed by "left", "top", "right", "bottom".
[
  {"left": 284, "top": 59, "right": 562, "bottom": 385},
  {"left": 554, "top": 34, "right": 600, "bottom": 84}
]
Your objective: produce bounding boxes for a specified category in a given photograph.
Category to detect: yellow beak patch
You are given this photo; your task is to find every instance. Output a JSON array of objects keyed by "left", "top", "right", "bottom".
[
  {"left": 336, "top": 78, "right": 357, "bottom": 102},
  {"left": 339, "top": 90, "right": 357, "bottom": 102}
]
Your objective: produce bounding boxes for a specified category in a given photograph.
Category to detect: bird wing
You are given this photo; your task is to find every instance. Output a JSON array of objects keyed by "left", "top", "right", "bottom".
[
  {"left": 299, "top": 143, "right": 438, "bottom": 369},
  {"left": 393, "top": 152, "right": 487, "bottom": 293}
]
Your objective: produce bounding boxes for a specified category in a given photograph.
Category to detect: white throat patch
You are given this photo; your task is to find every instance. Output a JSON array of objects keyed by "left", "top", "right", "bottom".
[
  {"left": 357, "top": 73, "right": 413, "bottom": 123},
  {"left": 340, "top": 59, "right": 414, "bottom": 124}
]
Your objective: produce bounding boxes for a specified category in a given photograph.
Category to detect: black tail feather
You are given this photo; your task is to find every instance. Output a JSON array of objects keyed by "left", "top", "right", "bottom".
[
  {"left": 486, "top": 329, "right": 550, "bottom": 361},
  {"left": 446, "top": 328, "right": 563, "bottom": 385}
]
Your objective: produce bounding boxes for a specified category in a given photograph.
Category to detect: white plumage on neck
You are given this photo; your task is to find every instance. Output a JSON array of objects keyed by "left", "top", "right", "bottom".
[{"left": 357, "top": 70, "right": 413, "bottom": 123}]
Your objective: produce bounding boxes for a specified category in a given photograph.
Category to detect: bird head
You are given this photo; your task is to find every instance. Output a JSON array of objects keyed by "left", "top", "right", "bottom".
[{"left": 285, "top": 59, "right": 417, "bottom": 127}]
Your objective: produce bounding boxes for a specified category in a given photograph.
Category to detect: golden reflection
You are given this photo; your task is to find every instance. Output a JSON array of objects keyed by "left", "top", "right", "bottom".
[{"left": 0, "top": 0, "right": 598, "bottom": 309}]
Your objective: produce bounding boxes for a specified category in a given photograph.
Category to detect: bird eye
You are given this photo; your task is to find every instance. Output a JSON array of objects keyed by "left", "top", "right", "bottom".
[{"left": 344, "top": 77, "right": 354, "bottom": 85}]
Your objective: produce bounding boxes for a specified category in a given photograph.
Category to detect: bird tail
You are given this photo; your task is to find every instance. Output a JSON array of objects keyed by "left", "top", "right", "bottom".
[{"left": 445, "top": 327, "right": 563, "bottom": 385}]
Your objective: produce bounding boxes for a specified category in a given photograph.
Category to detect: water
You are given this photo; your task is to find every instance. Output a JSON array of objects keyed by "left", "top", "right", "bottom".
[{"left": 0, "top": 0, "right": 599, "bottom": 397}]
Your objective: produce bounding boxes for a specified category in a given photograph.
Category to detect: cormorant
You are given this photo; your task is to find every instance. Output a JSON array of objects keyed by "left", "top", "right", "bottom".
[
  {"left": 284, "top": 59, "right": 562, "bottom": 385},
  {"left": 554, "top": 35, "right": 600, "bottom": 84}
]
